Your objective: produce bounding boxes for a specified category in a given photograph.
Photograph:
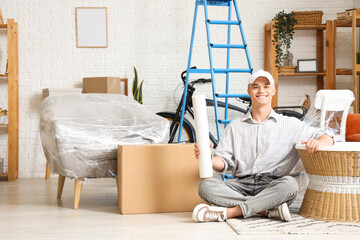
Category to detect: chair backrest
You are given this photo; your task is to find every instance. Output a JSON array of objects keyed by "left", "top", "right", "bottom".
[{"left": 314, "top": 90, "right": 355, "bottom": 142}]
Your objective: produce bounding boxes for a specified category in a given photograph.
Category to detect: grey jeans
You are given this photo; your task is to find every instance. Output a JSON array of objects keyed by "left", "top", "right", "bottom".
[{"left": 198, "top": 174, "right": 298, "bottom": 218}]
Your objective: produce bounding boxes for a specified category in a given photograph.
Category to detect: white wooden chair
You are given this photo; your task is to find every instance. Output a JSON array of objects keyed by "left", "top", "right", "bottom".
[{"left": 314, "top": 90, "right": 355, "bottom": 142}]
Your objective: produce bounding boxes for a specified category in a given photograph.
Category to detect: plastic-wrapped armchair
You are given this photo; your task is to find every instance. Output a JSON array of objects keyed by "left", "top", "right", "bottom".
[{"left": 40, "top": 94, "right": 169, "bottom": 209}]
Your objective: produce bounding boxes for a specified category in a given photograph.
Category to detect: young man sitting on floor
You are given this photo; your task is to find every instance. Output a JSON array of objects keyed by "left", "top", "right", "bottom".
[{"left": 192, "top": 70, "right": 334, "bottom": 223}]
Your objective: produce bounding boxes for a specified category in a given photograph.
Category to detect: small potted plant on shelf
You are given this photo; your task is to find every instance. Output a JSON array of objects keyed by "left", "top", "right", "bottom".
[
  {"left": 272, "top": 10, "right": 298, "bottom": 70},
  {"left": 132, "top": 67, "right": 144, "bottom": 104}
]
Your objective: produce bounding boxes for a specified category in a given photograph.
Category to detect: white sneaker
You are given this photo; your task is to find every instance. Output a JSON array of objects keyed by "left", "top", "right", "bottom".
[
  {"left": 192, "top": 203, "right": 227, "bottom": 222},
  {"left": 266, "top": 203, "right": 291, "bottom": 222}
]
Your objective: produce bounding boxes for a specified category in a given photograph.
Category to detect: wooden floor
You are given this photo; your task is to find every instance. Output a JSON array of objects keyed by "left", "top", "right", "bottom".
[{"left": 0, "top": 178, "right": 359, "bottom": 240}]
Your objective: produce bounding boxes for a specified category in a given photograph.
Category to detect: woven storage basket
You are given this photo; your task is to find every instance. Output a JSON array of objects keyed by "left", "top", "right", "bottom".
[
  {"left": 293, "top": 11, "right": 323, "bottom": 25},
  {"left": 296, "top": 143, "right": 360, "bottom": 222}
]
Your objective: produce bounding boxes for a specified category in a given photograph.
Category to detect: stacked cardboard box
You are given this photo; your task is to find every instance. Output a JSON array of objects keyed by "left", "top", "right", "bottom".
[
  {"left": 337, "top": 9, "right": 360, "bottom": 22},
  {"left": 345, "top": 8, "right": 360, "bottom": 19},
  {"left": 83, "top": 77, "right": 128, "bottom": 95}
]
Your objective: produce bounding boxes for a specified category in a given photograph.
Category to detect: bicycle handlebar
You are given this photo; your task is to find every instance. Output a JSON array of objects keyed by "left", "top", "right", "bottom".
[
  {"left": 191, "top": 78, "right": 212, "bottom": 85},
  {"left": 181, "top": 66, "right": 197, "bottom": 82},
  {"left": 181, "top": 66, "right": 212, "bottom": 86}
]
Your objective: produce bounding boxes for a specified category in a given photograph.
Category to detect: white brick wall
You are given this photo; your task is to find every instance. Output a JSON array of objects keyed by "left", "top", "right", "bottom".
[{"left": 0, "top": 0, "right": 355, "bottom": 177}]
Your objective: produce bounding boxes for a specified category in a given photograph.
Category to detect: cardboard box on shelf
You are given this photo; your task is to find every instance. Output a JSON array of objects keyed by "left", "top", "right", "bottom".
[
  {"left": 337, "top": 12, "right": 345, "bottom": 21},
  {"left": 83, "top": 77, "right": 128, "bottom": 95},
  {"left": 117, "top": 144, "right": 204, "bottom": 214},
  {"left": 345, "top": 8, "right": 360, "bottom": 18}
]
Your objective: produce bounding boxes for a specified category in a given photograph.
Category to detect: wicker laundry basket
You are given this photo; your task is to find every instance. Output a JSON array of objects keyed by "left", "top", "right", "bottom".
[
  {"left": 296, "top": 143, "right": 360, "bottom": 222},
  {"left": 293, "top": 11, "right": 323, "bottom": 25}
]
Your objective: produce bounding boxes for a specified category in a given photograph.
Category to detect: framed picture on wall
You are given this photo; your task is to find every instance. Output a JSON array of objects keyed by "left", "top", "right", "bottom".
[
  {"left": 297, "top": 59, "right": 318, "bottom": 73},
  {"left": 76, "top": 7, "right": 108, "bottom": 48}
]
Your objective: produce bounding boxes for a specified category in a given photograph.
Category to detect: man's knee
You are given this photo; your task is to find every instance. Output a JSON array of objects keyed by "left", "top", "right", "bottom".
[
  {"left": 279, "top": 176, "right": 298, "bottom": 194},
  {"left": 198, "top": 178, "right": 222, "bottom": 197}
]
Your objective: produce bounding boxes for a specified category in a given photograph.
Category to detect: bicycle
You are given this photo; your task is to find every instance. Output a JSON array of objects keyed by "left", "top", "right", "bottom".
[{"left": 156, "top": 67, "right": 306, "bottom": 148}]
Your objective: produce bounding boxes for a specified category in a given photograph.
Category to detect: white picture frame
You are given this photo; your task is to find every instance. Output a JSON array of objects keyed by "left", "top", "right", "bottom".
[
  {"left": 297, "top": 59, "right": 318, "bottom": 73},
  {"left": 76, "top": 7, "right": 108, "bottom": 48}
]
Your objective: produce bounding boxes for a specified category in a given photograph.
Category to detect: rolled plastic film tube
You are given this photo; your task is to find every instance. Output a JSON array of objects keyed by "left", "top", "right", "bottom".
[{"left": 192, "top": 94, "right": 213, "bottom": 179}]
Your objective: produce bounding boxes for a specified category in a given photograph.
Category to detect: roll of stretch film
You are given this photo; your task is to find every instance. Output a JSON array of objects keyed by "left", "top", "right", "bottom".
[{"left": 192, "top": 94, "right": 213, "bottom": 178}]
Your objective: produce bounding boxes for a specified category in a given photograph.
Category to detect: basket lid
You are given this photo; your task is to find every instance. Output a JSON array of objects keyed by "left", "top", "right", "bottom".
[{"left": 296, "top": 142, "right": 360, "bottom": 151}]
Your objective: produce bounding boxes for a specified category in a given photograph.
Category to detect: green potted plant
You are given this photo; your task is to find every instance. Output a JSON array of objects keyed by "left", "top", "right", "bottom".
[
  {"left": 132, "top": 67, "right": 144, "bottom": 104},
  {"left": 272, "top": 10, "right": 298, "bottom": 69}
]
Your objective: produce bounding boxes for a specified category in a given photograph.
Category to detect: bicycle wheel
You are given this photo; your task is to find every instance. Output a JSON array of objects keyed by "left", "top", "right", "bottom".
[{"left": 156, "top": 112, "right": 196, "bottom": 143}]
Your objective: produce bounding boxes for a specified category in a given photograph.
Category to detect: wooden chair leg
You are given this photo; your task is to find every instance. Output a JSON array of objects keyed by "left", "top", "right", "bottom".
[
  {"left": 45, "top": 162, "right": 51, "bottom": 180},
  {"left": 74, "top": 178, "right": 83, "bottom": 210},
  {"left": 57, "top": 175, "right": 66, "bottom": 199}
]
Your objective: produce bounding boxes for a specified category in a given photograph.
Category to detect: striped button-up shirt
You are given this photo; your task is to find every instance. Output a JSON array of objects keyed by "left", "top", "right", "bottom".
[{"left": 215, "top": 109, "right": 332, "bottom": 177}]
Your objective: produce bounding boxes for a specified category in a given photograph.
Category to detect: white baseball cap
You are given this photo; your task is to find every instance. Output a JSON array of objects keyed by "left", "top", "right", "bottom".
[{"left": 248, "top": 70, "right": 275, "bottom": 85}]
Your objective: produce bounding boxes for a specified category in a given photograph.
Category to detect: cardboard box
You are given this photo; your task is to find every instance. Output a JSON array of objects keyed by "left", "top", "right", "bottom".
[
  {"left": 117, "top": 144, "right": 203, "bottom": 214},
  {"left": 345, "top": 8, "right": 360, "bottom": 19},
  {"left": 83, "top": 77, "right": 128, "bottom": 95},
  {"left": 42, "top": 88, "right": 83, "bottom": 100}
]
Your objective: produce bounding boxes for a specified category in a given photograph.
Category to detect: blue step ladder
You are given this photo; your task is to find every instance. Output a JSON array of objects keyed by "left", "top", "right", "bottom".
[{"left": 179, "top": 0, "right": 254, "bottom": 144}]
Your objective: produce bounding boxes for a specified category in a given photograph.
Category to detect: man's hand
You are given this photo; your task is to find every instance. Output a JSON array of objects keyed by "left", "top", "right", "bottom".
[
  {"left": 194, "top": 143, "right": 213, "bottom": 160},
  {"left": 302, "top": 134, "right": 333, "bottom": 154},
  {"left": 301, "top": 138, "right": 320, "bottom": 154},
  {"left": 194, "top": 143, "right": 225, "bottom": 172}
]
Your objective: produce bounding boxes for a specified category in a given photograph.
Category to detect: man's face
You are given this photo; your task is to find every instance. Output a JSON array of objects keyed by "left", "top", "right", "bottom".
[{"left": 247, "top": 77, "right": 276, "bottom": 106}]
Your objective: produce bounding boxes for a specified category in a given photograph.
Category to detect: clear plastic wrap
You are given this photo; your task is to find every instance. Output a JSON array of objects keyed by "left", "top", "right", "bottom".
[
  {"left": 40, "top": 94, "right": 169, "bottom": 179},
  {"left": 303, "top": 106, "right": 340, "bottom": 136},
  {"left": 303, "top": 90, "right": 355, "bottom": 142}
]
